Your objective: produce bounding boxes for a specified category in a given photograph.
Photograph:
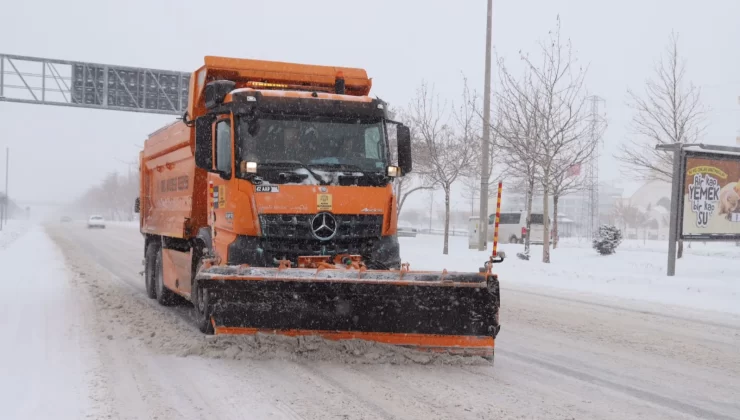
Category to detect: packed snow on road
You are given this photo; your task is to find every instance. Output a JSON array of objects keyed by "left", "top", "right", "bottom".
[{"left": 1, "top": 222, "right": 738, "bottom": 419}]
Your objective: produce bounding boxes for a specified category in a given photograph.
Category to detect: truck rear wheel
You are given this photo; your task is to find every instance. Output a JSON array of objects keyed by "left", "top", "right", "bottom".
[
  {"left": 144, "top": 243, "right": 158, "bottom": 299},
  {"left": 154, "top": 248, "right": 178, "bottom": 306}
]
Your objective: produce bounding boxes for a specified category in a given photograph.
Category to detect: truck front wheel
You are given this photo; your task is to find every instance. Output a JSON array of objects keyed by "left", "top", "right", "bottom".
[{"left": 193, "top": 283, "right": 214, "bottom": 334}]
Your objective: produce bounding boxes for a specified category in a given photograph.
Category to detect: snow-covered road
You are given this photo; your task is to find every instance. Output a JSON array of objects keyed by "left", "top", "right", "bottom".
[{"left": 2, "top": 222, "right": 738, "bottom": 419}]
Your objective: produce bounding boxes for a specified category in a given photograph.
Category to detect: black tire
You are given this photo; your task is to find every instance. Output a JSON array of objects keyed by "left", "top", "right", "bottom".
[
  {"left": 509, "top": 235, "right": 519, "bottom": 244},
  {"left": 154, "top": 247, "right": 178, "bottom": 306},
  {"left": 144, "top": 243, "right": 158, "bottom": 299},
  {"left": 192, "top": 278, "right": 214, "bottom": 334},
  {"left": 191, "top": 247, "right": 214, "bottom": 334}
]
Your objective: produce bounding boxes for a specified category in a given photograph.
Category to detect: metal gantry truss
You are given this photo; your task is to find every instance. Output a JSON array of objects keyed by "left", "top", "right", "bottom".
[
  {"left": 582, "top": 95, "right": 606, "bottom": 240},
  {"left": 0, "top": 53, "right": 190, "bottom": 115}
]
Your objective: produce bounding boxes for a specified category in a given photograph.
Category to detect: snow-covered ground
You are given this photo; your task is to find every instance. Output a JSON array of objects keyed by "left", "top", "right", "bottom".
[
  {"left": 6, "top": 221, "right": 735, "bottom": 419},
  {"left": 0, "top": 220, "right": 30, "bottom": 248},
  {"left": 399, "top": 234, "right": 740, "bottom": 316},
  {"left": 0, "top": 225, "right": 94, "bottom": 419}
]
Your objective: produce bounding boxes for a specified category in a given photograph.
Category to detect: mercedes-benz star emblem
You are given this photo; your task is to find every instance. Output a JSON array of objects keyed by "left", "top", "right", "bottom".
[{"left": 311, "top": 212, "right": 337, "bottom": 241}]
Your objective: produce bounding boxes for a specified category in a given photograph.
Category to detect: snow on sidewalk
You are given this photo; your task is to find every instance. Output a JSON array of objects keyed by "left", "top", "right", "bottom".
[
  {"left": 400, "top": 234, "right": 740, "bottom": 316},
  {"left": 0, "top": 225, "right": 92, "bottom": 420},
  {"left": 0, "top": 220, "right": 30, "bottom": 249}
]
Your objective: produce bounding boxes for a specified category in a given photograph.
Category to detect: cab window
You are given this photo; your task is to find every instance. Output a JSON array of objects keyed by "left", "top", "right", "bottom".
[{"left": 215, "top": 120, "right": 232, "bottom": 176}]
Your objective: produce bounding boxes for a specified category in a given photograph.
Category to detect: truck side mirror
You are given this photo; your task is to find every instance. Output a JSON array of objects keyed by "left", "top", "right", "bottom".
[
  {"left": 397, "top": 125, "right": 412, "bottom": 176},
  {"left": 134, "top": 197, "right": 140, "bottom": 214},
  {"left": 204, "top": 80, "right": 236, "bottom": 109},
  {"left": 195, "top": 116, "right": 216, "bottom": 170}
]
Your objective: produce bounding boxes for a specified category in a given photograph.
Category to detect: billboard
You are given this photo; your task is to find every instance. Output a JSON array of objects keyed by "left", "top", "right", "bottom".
[
  {"left": 71, "top": 64, "right": 190, "bottom": 114},
  {"left": 680, "top": 152, "right": 740, "bottom": 239}
]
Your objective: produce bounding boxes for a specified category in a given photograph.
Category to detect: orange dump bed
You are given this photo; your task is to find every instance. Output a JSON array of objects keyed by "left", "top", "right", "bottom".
[{"left": 139, "top": 121, "right": 207, "bottom": 239}]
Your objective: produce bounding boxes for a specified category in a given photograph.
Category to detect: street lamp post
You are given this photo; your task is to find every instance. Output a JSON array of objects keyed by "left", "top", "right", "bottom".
[{"left": 478, "top": 0, "right": 493, "bottom": 251}]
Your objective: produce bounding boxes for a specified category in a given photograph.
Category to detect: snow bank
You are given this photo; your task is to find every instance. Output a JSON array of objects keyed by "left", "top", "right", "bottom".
[
  {"left": 0, "top": 220, "right": 29, "bottom": 249},
  {"left": 400, "top": 234, "right": 740, "bottom": 315},
  {"left": 0, "top": 225, "right": 93, "bottom": 419}
]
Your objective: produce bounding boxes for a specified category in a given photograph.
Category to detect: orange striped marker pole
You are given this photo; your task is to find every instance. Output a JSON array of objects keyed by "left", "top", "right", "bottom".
[{"left": 492, "top": 182, "right": 503, "bottom": 258}]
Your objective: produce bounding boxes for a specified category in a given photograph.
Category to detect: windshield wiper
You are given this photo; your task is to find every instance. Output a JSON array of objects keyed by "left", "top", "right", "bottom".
[
  {"left": 308, "top": 163, "right": 377, "bottom": 174},
  {"left": 260, "top": 160, "right": 327, "bottom": 184}
]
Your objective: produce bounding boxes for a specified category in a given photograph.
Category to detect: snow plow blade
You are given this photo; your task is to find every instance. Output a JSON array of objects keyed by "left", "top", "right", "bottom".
[{"left": 195, "top": 260, "right": 501, "bottom": 358}]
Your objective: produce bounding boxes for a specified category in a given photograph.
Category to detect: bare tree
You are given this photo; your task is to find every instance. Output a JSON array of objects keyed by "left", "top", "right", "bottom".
[
  {"left": 617, "top": 32, "right": 706, "bottom": 181},
  {"left": 549, "top": 160, "right": 585, "bottom": 248},
  {"left": 409, "top": 82, "right": 476, "bottom": 254},
  {"left": 460, "top": 175, "right": 481, "bottom": 214},
  {"left": 617, "top": 32, "right": 705, "bottom": 258},
  {"left": 494, "top": 61, "right": 543, "bottom": 255},
  {"left": 463, "top": 79, "right": 504, "bottom": 219},
  {"left": 612, "top": 201, "right": 651, "bottom": 240},
  {"left": 386, "top": 107, "right": 434, "bottom": 217},
  {"left": 612, "top": 200, "right": 634, "bottom": 233},
  {"left": 549, "top": 110, "right": 604, "bottom": 249},
  {"left": 71, "top": 166, "right": 140, "bottom": 221},
  {"left": 394, "top": 175, "right": 432, "bottom": 216},
  {"left": 520, "top": 17, "right": 593, "bottom": 263}
]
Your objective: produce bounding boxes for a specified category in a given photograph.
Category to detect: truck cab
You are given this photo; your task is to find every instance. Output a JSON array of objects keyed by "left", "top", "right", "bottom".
[{"left": 184, "top": 58, "right": 412, "bottom": 270}]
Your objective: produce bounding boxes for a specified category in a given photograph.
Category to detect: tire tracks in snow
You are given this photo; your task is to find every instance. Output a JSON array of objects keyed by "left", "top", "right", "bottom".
[
  {"left": 46, "top": 224, "right": 449, "bottom": 419},
  {"left": 504, "top": 287, "right": 740, "bottom": 332},
  {"left": 467, "top": 349, "right": 737, "bottom": 420},
  {"left": 50, "top": 224, "right": 201, "bottom": 332},
  {"left": 45, "top": 222, "right": 740, "bottom": 419}
]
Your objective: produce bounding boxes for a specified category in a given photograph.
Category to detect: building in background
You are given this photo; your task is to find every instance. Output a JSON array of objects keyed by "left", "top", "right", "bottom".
[
  {"left": 619, "top": 180, "right": 672, "bottom": 240},
  {"left": 492, "top": 182, "right": 624, "bottom": 238}
]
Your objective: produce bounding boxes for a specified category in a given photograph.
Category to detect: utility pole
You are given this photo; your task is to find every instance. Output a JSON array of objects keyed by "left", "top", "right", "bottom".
[
  {"left": 478, "top": 0, "right": 493, "bottom": 251},
  {"left": 428, "top": 190, "right": 434, "bottom": 232},
  {"left": 3, "top": 148, "right": 8, "bottom": 224}
]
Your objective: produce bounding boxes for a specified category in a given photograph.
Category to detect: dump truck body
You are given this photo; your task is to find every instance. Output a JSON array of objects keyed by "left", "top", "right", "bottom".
[{"left": 137, "top": 56, "right": 501, "bottom": 359}]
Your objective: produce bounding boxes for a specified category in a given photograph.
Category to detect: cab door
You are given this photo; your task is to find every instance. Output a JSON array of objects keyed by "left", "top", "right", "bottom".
[{"left": 209, "top": 115, "right": 239, "bottom": 261}]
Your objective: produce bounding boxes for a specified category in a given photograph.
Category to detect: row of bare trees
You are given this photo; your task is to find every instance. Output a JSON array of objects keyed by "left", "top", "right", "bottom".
[
  {"left": 68, "top": 171, "right": 138, "bottom": 221},
  {"left": 393, "top": 19, "right": 601, "bottom": 260},
  {"left": 490, "top": 17, "right": 601, "bottom": 262},
  {"left": 616, "top": 32, "right": 705, "bottom": 259},
  {"left": 396, "top": 22, "right": 705, "bottom": 262}
]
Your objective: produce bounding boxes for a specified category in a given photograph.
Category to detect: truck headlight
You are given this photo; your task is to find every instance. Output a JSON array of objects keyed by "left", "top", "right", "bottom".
[
  {"left": 244, "top": 161, "right": 258, "bottom": 173},
  {"left": 387, "top": 166, "right": 400, "bottom": 177}
]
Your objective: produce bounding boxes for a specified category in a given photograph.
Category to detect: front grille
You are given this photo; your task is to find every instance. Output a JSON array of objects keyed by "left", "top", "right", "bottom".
[
  {"left": 259, "top": 214, "right": 382, "bottom": 241},
  {"left": 258, "top": 214, "right": 383, "bottom": 262}
]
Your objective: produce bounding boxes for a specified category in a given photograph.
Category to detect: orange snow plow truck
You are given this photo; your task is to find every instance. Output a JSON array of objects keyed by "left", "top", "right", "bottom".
[{"left": 134, "top": 56, "right": 502, "bottom": 359}]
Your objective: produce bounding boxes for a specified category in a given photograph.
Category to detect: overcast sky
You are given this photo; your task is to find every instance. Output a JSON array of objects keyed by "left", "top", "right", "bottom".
[{"left": 1, "top": 0, "right": 739, "bottom": 211}]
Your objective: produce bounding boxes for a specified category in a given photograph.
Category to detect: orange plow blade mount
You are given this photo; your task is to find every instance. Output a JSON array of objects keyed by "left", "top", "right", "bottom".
[{"left": 195, "top": 263, "right": 501, "bottom": 358}]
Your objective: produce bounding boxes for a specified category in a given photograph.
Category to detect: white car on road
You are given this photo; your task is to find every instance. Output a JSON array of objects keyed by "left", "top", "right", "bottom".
[
  {"left": 397, "top": 221, "right": 418, "bottom": 237},
  {"left": 87, "top": 215, "right": 106, "bottom": 229}
]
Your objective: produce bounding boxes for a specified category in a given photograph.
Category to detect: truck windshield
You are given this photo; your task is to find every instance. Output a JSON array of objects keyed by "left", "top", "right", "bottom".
[{"left": 237, "top": 117, "right": 387, "bottom": 173}]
